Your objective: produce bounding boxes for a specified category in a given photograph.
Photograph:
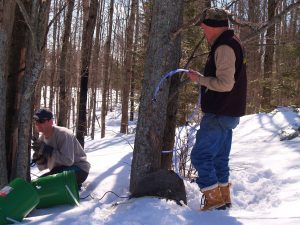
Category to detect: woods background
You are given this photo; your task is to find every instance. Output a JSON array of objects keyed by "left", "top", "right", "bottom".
[{"left": 0, "top": 0, "right": 299, "bottom": 189}]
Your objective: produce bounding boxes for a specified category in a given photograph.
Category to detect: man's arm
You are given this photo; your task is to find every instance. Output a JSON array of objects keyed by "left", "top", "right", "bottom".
[{"left": 188, "top": 45, "right": 236, "bottom": 92}]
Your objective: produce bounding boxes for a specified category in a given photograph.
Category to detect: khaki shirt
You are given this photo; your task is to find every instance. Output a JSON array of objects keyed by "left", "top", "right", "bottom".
[{"left": 200, "top": 45, "right": 236, "bottom": 92}]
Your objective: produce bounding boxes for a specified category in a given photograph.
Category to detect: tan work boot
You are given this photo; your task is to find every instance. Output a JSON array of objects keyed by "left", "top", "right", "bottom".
[
  {"left": 219, "top": 183, "right": 232, "bottom": 208},
  {"left": 200, "top": 186, "right": 226, "bottom": 211}
]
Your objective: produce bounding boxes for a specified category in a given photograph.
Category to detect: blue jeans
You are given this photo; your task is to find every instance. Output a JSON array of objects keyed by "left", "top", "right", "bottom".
[{"left": 191, "top": 113, "right": 240, "bottom": 190}]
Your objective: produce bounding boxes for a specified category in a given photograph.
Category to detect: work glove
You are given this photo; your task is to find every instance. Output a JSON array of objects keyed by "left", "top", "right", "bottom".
[
  {"left": 42, "top": 144, "right": 54, "bottom": 158},
  {"left": 31, "top": 137, "right": 53, "bottom": 158},
  {"left": 31, "top": 151, "right": 47, "bottom": 166},
  {"left": 31, "top": 137, "right": 44, "bottom": 153}
]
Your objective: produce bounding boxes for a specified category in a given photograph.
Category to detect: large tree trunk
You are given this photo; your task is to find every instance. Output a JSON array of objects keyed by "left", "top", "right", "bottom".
[
  {"left": 58, "top": 0, "right": 74, "bottom": 127},
  {"left": 6, "top": 1, "right": 27, "bottom": 181},
  {"left": 14, "top": 0, "right": 51, "bottom": 179},
  {"left": 120, "top": 0, "right": 137, "bottom": 134},
  {"left": 76, "top": 0, "right": 98, "bottom": 147},
  {"left": 160, "top": 76, "right": 181, "bottom": 169},
  {"left": 101, "top": 0, "right": 114, "bottom": 138},
  {"left": 0, "top": 0, "right": 16, "bottom": 187},
  {"left": 161, "top": 1, "right": 209, "bottom": 170},
  {"left": 130, "top": 0, "right": 184, "bottom": 193}
]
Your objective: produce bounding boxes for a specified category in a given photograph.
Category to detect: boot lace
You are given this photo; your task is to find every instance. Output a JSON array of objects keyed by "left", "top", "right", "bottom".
[{"left": 200, "top": 193, "right": 207, "bottom": 209}]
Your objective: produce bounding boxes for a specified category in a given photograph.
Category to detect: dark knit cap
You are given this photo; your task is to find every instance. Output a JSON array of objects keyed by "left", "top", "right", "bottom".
[{"left": 195, "top": 8, "right": 229, "bottom": 27}]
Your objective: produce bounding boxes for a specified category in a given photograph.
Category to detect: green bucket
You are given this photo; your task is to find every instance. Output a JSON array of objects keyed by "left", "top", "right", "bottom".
[
  {"left": 0, "top": 178, "right": 40, "bottom": 225},
  {"left": 31, "top": 171, "right": 79, "bottom": 208}
]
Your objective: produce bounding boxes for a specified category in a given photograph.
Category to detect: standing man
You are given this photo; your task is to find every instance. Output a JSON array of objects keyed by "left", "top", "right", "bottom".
[
  {"left": 32, "top": 108, "right": 91, "bottom": 188},
  {"left": 187, "top": 8, "right": 247, "bottom": 211}
]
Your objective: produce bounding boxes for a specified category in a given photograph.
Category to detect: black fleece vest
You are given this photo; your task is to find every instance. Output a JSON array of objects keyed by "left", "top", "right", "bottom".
[{"left": 201, "top": 30, "right": 247, "bottom": 117}]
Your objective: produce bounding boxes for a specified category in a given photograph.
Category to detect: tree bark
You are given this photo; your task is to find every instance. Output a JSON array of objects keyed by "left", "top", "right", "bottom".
[
  {"left": 130, "top": 0, "right": 184, "bottom": 193},
  {"left": 130, "top": 1, "right": 139, "bottom": 122},
  {"left": 5, "top": 1, "right": 27, "bottom": 181},
  {"left": 101, "top": 0, "right": 114, "bottom": 138},
  {"left": 0, "top": 0, "right": 16, "bottom": 187},
  {"left": 90, "top": 0, "right": 104, "bottom": 139},
  {"left": 245, "top": 0, "right": 261, "bottom": 113},
  {"left": 160, "top": 76, "right": 181, "bottom": 169},
  {"left": 76, "top": 0, "right": 98, "bottom": 147},
  {"left": 14, "top": 0, "right": 51, "bottom": 179},
  {"left": 58, "top": 0, "right": 74, "bottom": 127},
  {"left": 120, "top": 0, "right": 138, "bottom": 134},
  {"left": 261, "top": 0, "right": 276, "bottom": 111}
]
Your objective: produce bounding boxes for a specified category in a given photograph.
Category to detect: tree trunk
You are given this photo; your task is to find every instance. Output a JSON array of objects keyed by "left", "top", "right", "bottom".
[
  {"left": 58, "top": 0, "right": 74, "bottom": 127},
  {"left": 0, "top": 0, "right": 16, "bottom": 187},
  {"left": 130, "top": 0, "right": 184, "bottom": 193},
  {"left": 14, "top": 0, "right": 51, "bottom": 179},
  {"left": 90, "top": 0, "right": 104, "bottom": 139},
  {"left": 120, "top": 0, "right": 138, "bottom": 134},
  {"left": 161, "top": 75, "right": 181, "bottom": 169},
  {"left": 129, "top": 2, "right": 139, "bottom": 122},
  {"left": 245, "top": 0, "right": 261, "bottom": 113},
  {"left": 49, "top": 0, "right": 63, "bottom": 110},
  {"left": 6, "top": 2, "right": 27, "bottom": 181},
  {"left": 76, "top": 0, "right": 98, "bottom": 147},
  {"left": 261, "top": 0, "right": 276, "bottom": 111},
  {"left": 101, "top": 0, "right": 114, "bottom": 138}
]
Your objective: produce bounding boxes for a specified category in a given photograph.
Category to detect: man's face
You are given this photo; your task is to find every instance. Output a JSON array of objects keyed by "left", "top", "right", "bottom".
[
  {"left": 200, "top": 23, "right": 215, "bottom": 44},
  {"left": 200, "top": 23, "right": 212, "bottom": 43},
  {"left": 34, "top": 119, "right": 51, "bottom": 133}
]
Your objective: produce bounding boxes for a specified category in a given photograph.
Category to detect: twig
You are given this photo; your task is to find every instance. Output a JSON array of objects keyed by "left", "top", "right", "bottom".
[
  {"left": 242, "top": 1, "right": 300, "bottom": 43},
  {"left": 106, "top": 129, "right": 134, "bottom": 151},
  {"left": 45, "top": 2, "right": 68, "bottom": 41},
  {"left": 15, "top": 0, "right": 36, "bottom": 51}
]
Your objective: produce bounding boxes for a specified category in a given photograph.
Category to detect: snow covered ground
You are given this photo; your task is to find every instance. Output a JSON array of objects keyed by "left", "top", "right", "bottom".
[{"left": 24, "top": 107, "right": 300, "bottom": 225}]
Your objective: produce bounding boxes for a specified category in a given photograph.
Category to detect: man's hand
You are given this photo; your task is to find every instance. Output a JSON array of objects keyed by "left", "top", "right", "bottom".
[
  {"left": 42, "top": 144, "right": 54, "bottom": 158},
  {"left": 32, "top": 151, "right": 47, "bottom": 165},
  {"left": 31, "top": 137, "right": 53, "bottom": 159},
  {"left": 187, "top": 70, "right": 204, "bottom": 84},
  {"left": 31, "top": 137, "right": 44, "bottom": 153}
]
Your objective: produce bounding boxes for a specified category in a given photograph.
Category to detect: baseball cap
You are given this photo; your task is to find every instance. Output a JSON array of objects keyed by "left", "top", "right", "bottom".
[
  {"left": 195, "top": 8, "right": 229, "bottom": 27},
  {"left": 33, "top": 108, "right": 53, "bottom": 121}
]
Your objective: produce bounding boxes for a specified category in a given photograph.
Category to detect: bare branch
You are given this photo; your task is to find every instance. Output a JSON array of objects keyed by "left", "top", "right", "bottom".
[
  {"left": 172, "top": 1, "right": 300, "bottom": 43},
  {"left": 15, "top": 0, "right": 36, "bottom": 50},
  {"left": 170, "top": 13, "right": 202, "bottom": 40},
  {"left": 43, "top": 1, "right": 68, "bottom": 50},
  {"left": 225, "top": 0, "right": 240, "bottom": 10},
  {"left": 183, "top": 36, "right": 206, "bottom": 69},
  {"left": 46, "top": 1, "right": 68, "bottom": 36},
  {"left": 243, "top": 1, "right": 300, "bottom": 43},
  {"left": 168, "top": 36, "right": 206, "bottom": 103}
]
